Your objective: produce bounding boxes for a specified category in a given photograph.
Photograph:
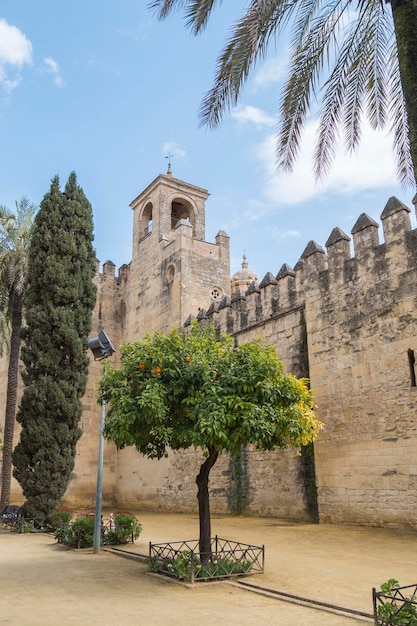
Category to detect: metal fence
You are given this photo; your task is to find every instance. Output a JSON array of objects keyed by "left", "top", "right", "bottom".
[
  {"left": 149, "top": 536, "right": 264, "bottom": 583},
  {"left": 372, "top": 583, "right": 417, "bottom": 625}
]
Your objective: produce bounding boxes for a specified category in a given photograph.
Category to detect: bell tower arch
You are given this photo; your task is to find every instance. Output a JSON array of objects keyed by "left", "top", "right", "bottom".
[{"left": 126, "top": 170, "right": 230, "bottom": 338}]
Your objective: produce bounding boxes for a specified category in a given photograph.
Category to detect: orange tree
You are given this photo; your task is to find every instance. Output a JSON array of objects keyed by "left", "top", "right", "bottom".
[{"left": 102, "top": 323, "right": 321, "bottom": 563}]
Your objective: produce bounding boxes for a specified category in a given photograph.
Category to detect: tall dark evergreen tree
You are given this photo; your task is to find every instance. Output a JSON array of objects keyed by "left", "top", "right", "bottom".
[{"left": 12, "top": 173, "right": 97, "bottom": 521}]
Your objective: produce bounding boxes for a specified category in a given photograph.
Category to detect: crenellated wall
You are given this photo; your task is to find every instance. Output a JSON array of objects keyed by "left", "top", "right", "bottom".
[
  {"left": 303, "top": 199, "right": 417, "bottom": 528},
  {"left": 2, "top": 171, "right": 416, "bottom": 530},
  {"left": 190, "top": 196, "right": 417, "bottom": 528}
]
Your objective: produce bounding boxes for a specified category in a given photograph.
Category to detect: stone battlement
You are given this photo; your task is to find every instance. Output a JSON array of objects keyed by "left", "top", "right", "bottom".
[
  {"left": 185, "top": 195, "right": 417, "bottom": 529},
  {"left": 187, "top": 198, "right": 416, "bottom": 344}
]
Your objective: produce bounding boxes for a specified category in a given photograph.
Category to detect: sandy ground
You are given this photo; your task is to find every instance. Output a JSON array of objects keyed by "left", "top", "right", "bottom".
[{"left": 1, "top": 512, "right": 416, "bottom": 625}]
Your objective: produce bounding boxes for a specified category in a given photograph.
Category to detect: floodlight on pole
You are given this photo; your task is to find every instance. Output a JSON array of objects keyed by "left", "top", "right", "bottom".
[{"left": 88, "top": 329, "right": 116, "bottom": 554}]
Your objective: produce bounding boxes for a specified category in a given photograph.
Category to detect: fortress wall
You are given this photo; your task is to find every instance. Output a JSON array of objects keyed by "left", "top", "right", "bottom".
[
  {"left": 4, "top": 174, "right": 417, "bottom": 531},
  {"left": 63, "top": 261, "right": 128, "bottom": 509},
  {"left": 203, "top": 267, "right": 314, "bottom": 520},
  {"left": 113, "top": 446, "right": 232, "bottom": 515},
  {"left": 300, "top": 199, "right": 417, "bottom": 528},
  {"left": 193, "top": 197, "right": 417, "bottom": 528}
]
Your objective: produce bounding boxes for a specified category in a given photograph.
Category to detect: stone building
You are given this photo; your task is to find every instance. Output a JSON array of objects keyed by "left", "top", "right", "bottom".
[{"left": 2, "top": 170, "right": 417, "bottom": 529}]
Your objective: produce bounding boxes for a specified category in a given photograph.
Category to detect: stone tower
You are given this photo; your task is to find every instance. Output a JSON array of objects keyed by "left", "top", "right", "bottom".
[
  {"left": 125, "top": 171, "right": 230, "bottom": 338},
  {"left": 62, "top": 170, "right": 231, "bottom": 507}
]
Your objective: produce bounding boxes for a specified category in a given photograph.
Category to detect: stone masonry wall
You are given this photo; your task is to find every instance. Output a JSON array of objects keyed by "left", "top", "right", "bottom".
[
  {"left": 3, "top": 174, "right": 416, "bottom": 531},
  {"left": 301, "top": 199, "right": 417, "bottom": 528},
  {"left": 197, "top": 196, "right": 417, "bottom": 529}
]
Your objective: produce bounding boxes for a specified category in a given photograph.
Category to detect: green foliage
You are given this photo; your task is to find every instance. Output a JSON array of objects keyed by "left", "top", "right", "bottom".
[
  {"left": 151, "top": 0, "right": 417, "bottom": 187},
  {"left": 49, "top": 504, "right": 74, "bottom": 529},
  {"left": 0, "top": 198, "right": 36, "bottom": 506},
  {"left": 19, "top": 520, "right": 37, "bottom": 534},
  {"left": 104, "top": 512, "right": 142, "bottom": 545},
  {"left": 0, "top": 197, "right": 36, "bottom": 344},
  {"left": 63, "top": 515, "right": 95, "bottom": 549},
  {"left": 103, "top": 322, "right": 320, "bottom": 459},
  {"left": 12, "top": 173, "right": 97, "bottom": 520},
  {"left": 377, "top": 579, "right": 417, "bottom": 625},
  {"left": 54, "top": 512, "right": 141, "bottom": 548},
  {"left": 103, "top": 322, "right": 320, "bottom": 558},
  {"left": 150, "top": 550, "right": 252, "bottom": 581}
]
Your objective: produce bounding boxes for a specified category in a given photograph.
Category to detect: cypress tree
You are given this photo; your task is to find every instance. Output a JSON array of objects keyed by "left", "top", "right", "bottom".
[{"left": 12, "top": 173, "right": 97, "bottom": 521}]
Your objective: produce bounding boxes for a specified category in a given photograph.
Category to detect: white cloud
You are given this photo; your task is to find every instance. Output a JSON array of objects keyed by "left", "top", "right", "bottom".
[
  {"left": 0, "top": 19, "right": 32, "bottom": 66},
  {"left": 44, "top": 57, "right": 59, "bottom": 73},
  {"left": 255, "top": 119, "right": 399, "bottom": 206},
  {"left": 0, "top": 67, "right": 21, "bottom": 94},
  {"left": 116, "top": 20, "right": 153, "bottom": 41},
  {"left": 43, "top": 56, "right": 65, "bottom": 87},
  {"left": 280, "top": 229, "right": 300, "bottom": 239},
  {"left": 252, "top": 224, "right": 301, "bottom": 240},
  {"left": 231, "top": 104, "right": 276, "bottom": 128},
  {"left": 0, "top": 19, "right": 32, "bottom": 94},
  {"left": 162, "top": 141, "right": 186, "bottom": 159},
  {"left": 253, "top": 56, "right": 287, "bottom": 89}
]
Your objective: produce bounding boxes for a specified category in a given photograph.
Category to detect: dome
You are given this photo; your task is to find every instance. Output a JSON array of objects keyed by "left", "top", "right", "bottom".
[{"left": 231, "top": 255, "right": 259, "bottom": 295}]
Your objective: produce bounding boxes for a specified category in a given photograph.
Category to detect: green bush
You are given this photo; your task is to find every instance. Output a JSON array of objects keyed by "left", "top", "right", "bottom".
[
  {"left": 49, "top": 505, "right": 73, "bottom": 530},
  {"left": 377, "top": 580, "right": 417, "bottom": 626},
  {"left": 67, "top": 515, "right": 95, "bottom": 548},
  {"left": 151, "top": 550, "right": 253, "bottom": 581},
  {"left": 103, "top": 512, "right": 142, "bottom": 545},
  {"left": 54, "top": 515, "right": 95, "bottom": 548},
  {"left": 54, "top": 511, "right": 142, "bottom": 548}
]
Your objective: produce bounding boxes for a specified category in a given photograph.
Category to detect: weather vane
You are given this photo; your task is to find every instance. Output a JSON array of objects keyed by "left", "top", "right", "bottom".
[{"left": 165, "top": 152, "right": 173, "bottom": 176}]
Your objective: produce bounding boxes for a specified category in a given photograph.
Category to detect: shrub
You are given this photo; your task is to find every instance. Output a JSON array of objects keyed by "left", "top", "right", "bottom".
[
  {"left": 377, "top": 579, "right": 417, "bottom": 626},
  {"left": 19, "top": 520, "right": 37, "bottom": 533},
  {"left": 49, "top": 505, "right": 73, "bottom": 530},
  {"left": 54, "top": 511, "right": 142, "bottom": 548},
  {"left": 150, "top": 550, "right": 253, "bottom": 581},
  {"left": 103, "top": 512, "right": 142, "bottom": 545},
  {"left": 54, "top": 515, "right": 95, "bottom": 548}
]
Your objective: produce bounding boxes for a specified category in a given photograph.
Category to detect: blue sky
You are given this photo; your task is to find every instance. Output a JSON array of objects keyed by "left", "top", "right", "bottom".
[{"left": 0, "top": 1, "right": 415, "bottom": 279}]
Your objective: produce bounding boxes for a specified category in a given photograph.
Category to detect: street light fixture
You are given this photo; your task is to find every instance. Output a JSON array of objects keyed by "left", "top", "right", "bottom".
[{"left": 88, "top": 329, "right": 116, "bottom": 554}]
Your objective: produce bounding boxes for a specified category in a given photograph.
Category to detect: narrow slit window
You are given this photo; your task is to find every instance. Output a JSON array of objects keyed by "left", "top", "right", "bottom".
[{"left": 408, "top": 349, "right": 416, "bottom": 387}]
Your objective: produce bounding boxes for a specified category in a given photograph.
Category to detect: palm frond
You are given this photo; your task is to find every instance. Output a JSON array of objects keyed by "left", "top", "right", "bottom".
[
  {"left": 277, "top": 0, "right": 352, "bottom": 172},
  {"left": 388, "top": 44, "right": 415, "bottom": 187},
  {"left": 149, "top": 0, "right": 221, "bottom": 32},
  {"left": 148, "top": 0, "right": 188, "bottom": 19},
  {"left": 317, "top": 0, "right": 383, "bottom": 175},
  {"left": 150, "top": 0, "right": 416, "bottom": 185},
  {"left": 199, "top": 0, "right": 297, "bottom": 128},
  {"left": 0, "top": 197, "right": 36, "bottom": 303},
  {"left": 364, "top": 3, "right": 392, "bottom": 130},
  {"left": 185, "top": 0, "right": 222, "bottom": 33}
]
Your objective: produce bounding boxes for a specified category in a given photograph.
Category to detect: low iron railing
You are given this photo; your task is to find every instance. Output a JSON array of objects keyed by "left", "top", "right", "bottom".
[
  {"left": 373, "top": 583, "right": 417, "bottom": 625},
  {"left": 149, "top": 536, "right": 264, "bottom": 583}
]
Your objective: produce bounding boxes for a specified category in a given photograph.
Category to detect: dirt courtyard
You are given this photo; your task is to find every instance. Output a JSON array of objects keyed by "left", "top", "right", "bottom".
[{"left": 1, "top": 512, "right": 416, "bottom": 625}]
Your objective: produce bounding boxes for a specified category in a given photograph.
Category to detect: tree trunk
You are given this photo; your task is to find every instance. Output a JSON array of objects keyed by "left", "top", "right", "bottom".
[
  {"left": 196, "top": 446, "right": 218, "bottom": 565},
  {"left": 391, "top": 0, "right": 417, "bottom": 187},
  {"left": 0, "top": 291, "right": 23, "bottom": 506}
]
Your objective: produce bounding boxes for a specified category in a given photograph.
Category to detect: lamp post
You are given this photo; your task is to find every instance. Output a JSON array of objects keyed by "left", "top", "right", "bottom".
[{"left": 88, "top": 329, "right": 116, "bottom": 554}]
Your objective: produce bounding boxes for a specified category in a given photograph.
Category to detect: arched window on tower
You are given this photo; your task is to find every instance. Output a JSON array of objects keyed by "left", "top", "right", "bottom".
[
  {"left": 139, "top": 202, "right": 153, "bottom": 241},
  {"left": 171, "top": 198, "right": 194, "bottom": 232}
]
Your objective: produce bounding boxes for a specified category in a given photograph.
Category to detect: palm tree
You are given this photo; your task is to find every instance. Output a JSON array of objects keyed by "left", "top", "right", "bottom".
[
  {"left": 0, "top": 198, "right": 36, "bottom": 506},
  {"left": 150, "top": 0, "right": 417, "bottom": 189}
]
